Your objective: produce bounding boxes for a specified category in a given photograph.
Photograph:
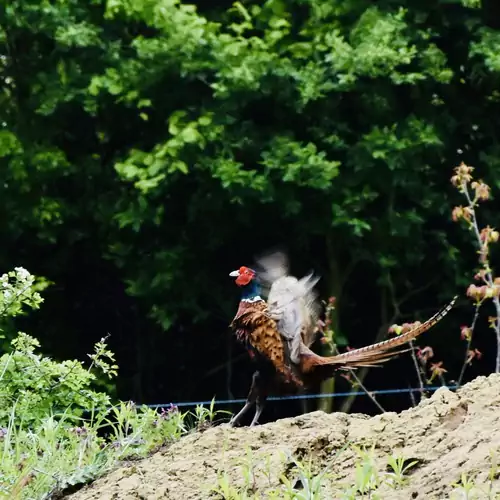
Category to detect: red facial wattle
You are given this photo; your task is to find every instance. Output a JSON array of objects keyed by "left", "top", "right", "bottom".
[
  {"left": 231, "top": 266, "right": 255, "bottom": 287},
  {"left": 235, "top": 273, "right": 253, "bottom": 286}
]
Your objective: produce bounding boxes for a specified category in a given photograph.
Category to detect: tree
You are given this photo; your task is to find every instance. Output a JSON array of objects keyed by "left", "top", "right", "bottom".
[{"left": 0, "top": 0, "right": 499, "bottom": 414}]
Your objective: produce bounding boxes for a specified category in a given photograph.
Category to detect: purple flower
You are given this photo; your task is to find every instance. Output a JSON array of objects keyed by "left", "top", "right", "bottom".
[
  {"left": 159, "top": 403, "right": 178, "bottom": 419},
  {"left": 69, "top": 426, "right": 89, "bottom": 437}
]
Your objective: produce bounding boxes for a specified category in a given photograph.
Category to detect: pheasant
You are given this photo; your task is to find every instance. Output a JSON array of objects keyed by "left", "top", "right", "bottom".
[{"left": 228, "top": 264, "right": 457, "bottom": 427}]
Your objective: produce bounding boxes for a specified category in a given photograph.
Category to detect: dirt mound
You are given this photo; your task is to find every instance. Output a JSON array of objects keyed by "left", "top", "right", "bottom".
[{"left": 67, "top": 374, "right": 500, "bottom": 499}]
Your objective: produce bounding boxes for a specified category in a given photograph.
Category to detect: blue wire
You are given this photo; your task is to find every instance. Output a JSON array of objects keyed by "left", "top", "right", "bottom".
[{"left": 144, "top": 385, "right": 458, "bottom": 409}]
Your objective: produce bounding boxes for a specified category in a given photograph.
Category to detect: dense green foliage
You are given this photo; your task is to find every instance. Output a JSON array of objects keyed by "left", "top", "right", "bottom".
[
  {"left": 0, "top": 332, "right": 110, "bottom": 426},
  {"left": 1, "top": 0, "right": 500, "bottom": 410},
  {"left": 0, "top": 267, "right": 112, "bottom": 426}
]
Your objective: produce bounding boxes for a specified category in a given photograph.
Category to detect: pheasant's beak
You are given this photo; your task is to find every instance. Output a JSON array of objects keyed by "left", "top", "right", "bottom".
[{"left": 229, "top": 270, "right": 240, "bottom": 277}]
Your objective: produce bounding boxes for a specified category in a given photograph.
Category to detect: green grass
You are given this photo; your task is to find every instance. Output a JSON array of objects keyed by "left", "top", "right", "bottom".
[
  {"left": 207, "top": 443, "right": 500, "bottom": 500},
  {"left": 0, "top": 398, "right": 229, "bottom": 499}
]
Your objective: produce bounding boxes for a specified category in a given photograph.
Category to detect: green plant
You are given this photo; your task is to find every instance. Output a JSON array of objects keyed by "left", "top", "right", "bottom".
[
  {"left": 0, "top": 332, "right": 113, "bottom": 427},
  {"left": 238, "top": 448, "right": 258, "bottom": 495},
  {"left": 0, "top": 266, "right": 113, "bottom": 427},
  {"left": 346, "top": 445, "right": 381, "bottom": 499},
  {"left": 104, "top": 401, "right": 188, "bottom": 459},
  {"left": 210, "top": 471, "right": 247, "bottom": 500},
  {"left": 451, "top": 472, "right": 478, "bottom": 500},
  {"left": 487, "top": 451, "right": 498, "bottom": 498},
  {"left": 0, "top": 268, "right": 50, "bottom": 346},
  {"left": 204, "top": 443, "right": 500, "bottom": 499},
  {"left": 278, "top": 455, "right": 332, "bottom": 500},
  {"left": 0, "top": 408, "right": 112, "bottom": 499},
  {"left": 188, "top": 398, "right": 232, "bottom": 431},
  {"left": 447, "top": 451, "right": 500, "bottom": 500},
  {"left": 385, "top": 455, "right": 418, "bottom": 489},
  {"left": 0, "top": 268, "right": 46, "bottom": 322}
]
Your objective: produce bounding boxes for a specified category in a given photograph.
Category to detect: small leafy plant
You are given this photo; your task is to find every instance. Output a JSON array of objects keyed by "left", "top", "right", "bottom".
[
  {"left": 385, "top": 455, "right": 419, "bottom": 489},
  {"left": 209, "top": 445, "right": 424, "bottom": 500}
]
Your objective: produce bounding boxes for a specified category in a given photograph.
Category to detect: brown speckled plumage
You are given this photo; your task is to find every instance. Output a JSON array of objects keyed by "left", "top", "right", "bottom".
[{"left": 230, "top": 301, "right": 303, "bottom": 386}]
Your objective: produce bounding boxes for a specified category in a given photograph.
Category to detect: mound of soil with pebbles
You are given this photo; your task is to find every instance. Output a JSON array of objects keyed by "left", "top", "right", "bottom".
[{"left": 66, "top": 374, "right": 500, "bottom": 500}]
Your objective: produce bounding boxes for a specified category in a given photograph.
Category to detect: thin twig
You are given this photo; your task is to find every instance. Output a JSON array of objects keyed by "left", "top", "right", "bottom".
[
  {"left": 409, "top": 340, "right": 426, "bottom": 401},
  {"left": 408, "top": 384, "right": 417, "bottom": 407},
  {"left": 387, "top": 273, "right": 432, "bottom": 403},
  {"left": 331, "top": 345, "right": 386, "bottom": 414},
  {"left": 457, "top": 302, "right": 481, "bottom": 386},
  {"left": 348, "top": 369, "right": 386, "bottom": 413}
]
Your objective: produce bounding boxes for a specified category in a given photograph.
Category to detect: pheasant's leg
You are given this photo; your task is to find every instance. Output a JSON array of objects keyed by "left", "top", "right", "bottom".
[
  {"left": 249, "top": 394, "right": 267, "bottom": 427},
  {"left": 249, "top": 372, "right": 269, "bottom": 427},
  {"left": 229, "top": 370, "right": 265, "bottom": 427},
  {"left": 229, "top": 401, "right": 253, "bottom": 427},
  {"left": 299, "top": 384, "right": 312, "bottom": 415}
]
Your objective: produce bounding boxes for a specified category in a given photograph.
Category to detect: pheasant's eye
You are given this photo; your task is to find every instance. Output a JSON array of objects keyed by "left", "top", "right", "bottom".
[{"left": 240, "top": 266, "right": 255, "bottom": 277}]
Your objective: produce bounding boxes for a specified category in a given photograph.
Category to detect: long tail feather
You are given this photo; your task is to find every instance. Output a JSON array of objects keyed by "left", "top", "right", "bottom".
[
  {"left": 302, "top": 296, "right": 457, "bottom": 372},
  {"left": 337, "top": 347, "right": 413, "bottom": 368}
]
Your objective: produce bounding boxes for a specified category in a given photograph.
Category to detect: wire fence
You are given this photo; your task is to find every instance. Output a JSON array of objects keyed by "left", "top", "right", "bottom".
[{"left": 143, "top": 384, "right": 459, "bottom": 409}]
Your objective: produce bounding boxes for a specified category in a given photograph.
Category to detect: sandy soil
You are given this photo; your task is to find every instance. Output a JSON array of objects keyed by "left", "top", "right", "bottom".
[{"left": 66, "top": 374, "right": 500, "bottom": 499}]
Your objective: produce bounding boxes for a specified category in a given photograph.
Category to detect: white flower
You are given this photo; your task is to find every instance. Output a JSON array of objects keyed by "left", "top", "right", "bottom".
[{"left": 14, "top": 267, "right": 30, "bottom": 280}]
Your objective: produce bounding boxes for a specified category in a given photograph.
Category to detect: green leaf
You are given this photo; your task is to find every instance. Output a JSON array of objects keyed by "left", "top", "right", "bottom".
[{"left": 180, "top": 126, "right": 200, "bottom": 143}]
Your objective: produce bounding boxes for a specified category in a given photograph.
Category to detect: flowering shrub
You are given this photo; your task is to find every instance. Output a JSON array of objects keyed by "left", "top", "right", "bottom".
[
  {"left": 451, "top": 163, "right": 500, "bottom": 371},
  {"left": 389, "top": 162, "right": 499, "bottom": 391},
  {"left": 0, "top": 267, "right": 50, "bottom": 347},
  {"left": 0, "top": 267, "right": 44, "bottom": 318}
]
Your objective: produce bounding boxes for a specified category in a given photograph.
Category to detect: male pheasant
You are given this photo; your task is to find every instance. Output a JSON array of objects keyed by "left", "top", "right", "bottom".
[{"left": 228, "top": 263, "right": 457, "bottom": 427}]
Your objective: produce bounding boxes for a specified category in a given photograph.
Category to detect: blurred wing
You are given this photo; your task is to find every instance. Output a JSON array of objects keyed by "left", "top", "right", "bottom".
[
  {"left": 296, "top": 273, "right": 321, "bottom": 347},
  {"left": 255, "top": 250, "right": 289, "bottom": 284},
  {"left": 267, "top": 272, "right": 322, "bottom": 363},
  {"left": 254, "top": 250, "right": 289, "bottom": 298},
  {"left": 254, "top": 250, "right": 322, "bottom": 349}
]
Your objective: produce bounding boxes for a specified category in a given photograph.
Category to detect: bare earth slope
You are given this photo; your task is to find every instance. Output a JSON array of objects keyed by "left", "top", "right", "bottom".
[{"left": 67, "top": 374, "right": 500, "bottom": 499}]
